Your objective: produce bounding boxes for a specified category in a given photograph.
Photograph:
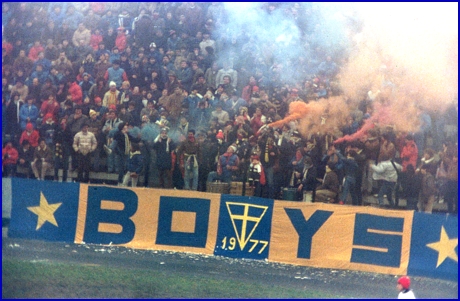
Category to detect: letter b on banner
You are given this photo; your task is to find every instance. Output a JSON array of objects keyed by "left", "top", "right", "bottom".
[{"left": 83, "top": 186, "right": 137, "bottom": 244}]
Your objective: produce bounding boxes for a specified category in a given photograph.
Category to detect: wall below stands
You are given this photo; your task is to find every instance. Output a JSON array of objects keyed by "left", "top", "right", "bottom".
[{"left": 4, "top": 178, "right": 457, "bottom": 281}]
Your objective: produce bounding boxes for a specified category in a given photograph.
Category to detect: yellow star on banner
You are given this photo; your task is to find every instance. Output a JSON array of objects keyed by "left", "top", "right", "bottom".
[
  {"left": 426, "top": 226, "right": 458, "bottom": 268},
  {"left": 27, "top": 192, "right": 62, "bottom": 230}
]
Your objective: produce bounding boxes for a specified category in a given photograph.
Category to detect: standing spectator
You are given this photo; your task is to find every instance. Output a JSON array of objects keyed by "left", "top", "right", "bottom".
[
  {"left": 370, "top": 154, "right": 402, "bottom": 208},
  {"left": 400, "top": 164, "right": 421, "bottom": 211},
  {"left": 363, "top": 129, "right": 380, "bottom": 195},
  {"left": 176, "top": 60, "right": 193, "bottom": 92},
  {"left": 337, "top": 149, "right": 360, "bottom": 205},
  {"left": 72, "top": 23, "right": 91, "bottom": 47},
  {"left": 216, "top": 61, "right": 238, "bottom": 90},
  {"left": 2, "top": 141, "right": 18, "bottom": 178},
  {"left": 28, "top": 41, "right": 44, "bottom": 62},
  {"left": 419, "top": 165, "right": 436, "bottom": 213},
  {"left": 68, "top": 80, "right": 83, "bottom": 105},
  {"left": 205, "top": 62, "right": 219, "bottom": 90},
  {"left": 39, "top": 114, "right": 58, "bottom": 148},
  {"left": 121, "top": 143, "right": 143, "bottom": 187},
  {"left": 102, "top": 81, "right": 121, "bottom": 108},
  {"left": 400, "top": 134, "right": 418, "bottom": 172},
  {"left": 19, "top": 123, "right": 40, "bottom": 148},
  {"left": 19, "top": 96, "right": 39, "bottom": 131},
  {"left": 17, "top": 140, "right": 34, "bottom": 179},
  {"left": 104, "top": 60, "right": 128, "bottom": 89},
  {"left": 108, "top": 122, "right": 139, "bottom": 185},
  {"left": 153, "top": 128, "right": 176, "bottom": 188},
  {"left": 73, "top": 123, "right": 97, "bottom": 183},
  {"left": 39, "top": 94, "right": 60, "bottom": 123},
  {"left": 90, "top": 29, "right": 104, "bottom": 52},
  {"left": 115, "top": 27, "right": 127, "bottom": 52},
  {"left": 247, "top": 153, "right": 266, "bottom": 197},
  {"left": 31, "top": 138, "right": 53, "bottom": 180},
  {"left": 378, "top": 132, "right": 396, "bottom": 163},
  {"left": 177, "top": 129, "right": 201, "bottom": 191},
  {"left": 258, "top": 134, "right": 279, "bottom": 199}
]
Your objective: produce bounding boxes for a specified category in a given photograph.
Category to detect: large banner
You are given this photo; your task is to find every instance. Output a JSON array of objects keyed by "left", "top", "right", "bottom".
[{"left": 6, "top": 178, "right": 458, "bottom": 281}]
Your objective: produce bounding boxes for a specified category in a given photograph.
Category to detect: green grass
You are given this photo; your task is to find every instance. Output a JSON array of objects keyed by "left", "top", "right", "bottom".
[{"left": 2, "top": 258, "right": 346, "bottom": 299}]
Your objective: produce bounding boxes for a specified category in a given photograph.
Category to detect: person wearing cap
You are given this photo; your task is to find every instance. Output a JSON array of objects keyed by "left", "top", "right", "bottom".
[
  {"left": 39, "top": 113, "right": 58, "bottom": 149},
  {"left": 167, "top": 86, "right": 185, "bottom": 126},
  {"left": 104, "top": 59, "right": 128, "bottom": 89},
  {"left": 248, "top": 153, "right": 266, "bottom": 197},
  {"left": 89, "top": 96, "right": 107, "bottom": 120},
  {"left": 397, "top": 276, "right": 415, "bottom": 299},
  {"left": 207, "top": 144, "right": 240, "bottom": 186},
  {"left": 153, "top": 127, "right": 176, "bottom": 189},
  {"left": 102, "top": 81, "right": 120, "bottom": 107},
  {"left": 31, "top": 138, "right": 54, "bottom": 180},
  {"left": 87, "top": 109, "right": 103, "bottom": 171},
  {"left": 19, "top": 122, "right": 40, "bottom": 148},
  {"left": 73, "top": 122, "right": 97, "bottom": 182},
  {"left": 165, "top": 70, "right": 181, "bottom": 96}
]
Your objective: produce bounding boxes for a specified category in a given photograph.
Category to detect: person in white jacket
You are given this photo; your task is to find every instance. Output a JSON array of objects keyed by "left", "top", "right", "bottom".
[
  {"left": 73, "top": 123, "right": 97, "bottom": 182},
  {"left": 397, "top": 276, "right": 416, "bottom": 299},
  {"left": 370, "top": 156, "right": 402, "bottom": 208}
]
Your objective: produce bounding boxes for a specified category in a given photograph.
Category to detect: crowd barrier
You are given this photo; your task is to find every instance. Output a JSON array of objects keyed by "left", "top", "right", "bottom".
[{"left": 4, "top": 178, "right": 457, "bottom": 281}]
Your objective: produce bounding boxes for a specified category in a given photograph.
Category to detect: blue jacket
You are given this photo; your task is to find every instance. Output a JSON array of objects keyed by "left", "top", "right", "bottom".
[
  {"left": 19, "top": 104, "right": 39, "bottom": 130},
  {"left": 127, "top": 151, "right": 143, "bottom": 174}
]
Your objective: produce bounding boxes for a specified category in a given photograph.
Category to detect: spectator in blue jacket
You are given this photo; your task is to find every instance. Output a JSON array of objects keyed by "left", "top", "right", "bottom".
[
  {"left": 121, "top": 142, "right": 143, "bottom": 187},
  {"left": 19, "top": 96, "right": 39, "bottom": 131}
]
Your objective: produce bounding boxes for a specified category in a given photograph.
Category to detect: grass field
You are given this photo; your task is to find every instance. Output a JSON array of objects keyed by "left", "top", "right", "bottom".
[{"left": 2, "top": 259, "right": 349, "bottom": 299}]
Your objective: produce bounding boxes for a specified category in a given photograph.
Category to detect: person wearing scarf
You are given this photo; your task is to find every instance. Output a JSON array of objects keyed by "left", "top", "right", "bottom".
[
  {"left": 258, "top": 135, "right": 279, "bottom": 199},
  {"left": 177, "top": 129, "right": 201, "bottom": 190},
  {"left": 102, "top": 81, "right": 120, "bottom": 107},
  {"left": 153, "top": 127, "right": 176, "bottom": 189},
  {"left": 121, "top": 142, "right": 143, "bottom": 187}
]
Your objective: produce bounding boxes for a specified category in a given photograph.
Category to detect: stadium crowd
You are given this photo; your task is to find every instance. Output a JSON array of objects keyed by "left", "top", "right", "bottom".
[{"left": 1, "top": 2, "right": 458, "bottom": 214}]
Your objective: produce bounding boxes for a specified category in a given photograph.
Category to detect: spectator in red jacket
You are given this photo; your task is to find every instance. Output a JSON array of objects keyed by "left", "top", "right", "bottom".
[
  {"left": 28, "top": 41, "right": 44, "bottom": 62},
  {"left": 68, "top": 80, "right": 83, "bottom": 105},
  {"left": 115, "top": 27, "right": 127, "bottom": 52},
  {"left": 19, "top": 122, "right": 40, "bottom": 148},
  {"left": 2, "top": 141, "right": 19, "bottom": 177},
  {"left": 39, "top": 94, "right": 60, "bottom": 122},
  {"left": 400, "top": 134, "right": 418, "bottom": 172}
]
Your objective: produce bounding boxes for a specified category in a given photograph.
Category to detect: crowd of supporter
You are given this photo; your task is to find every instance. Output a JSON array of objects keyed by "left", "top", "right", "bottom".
[{"left": 1, "top": 2, "right": 458, "bottom": 214}]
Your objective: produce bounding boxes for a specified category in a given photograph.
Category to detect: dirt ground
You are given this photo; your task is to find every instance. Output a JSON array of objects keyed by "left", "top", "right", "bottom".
[{"left": 2, "top": 227, "right": 458, "bottom": 299}]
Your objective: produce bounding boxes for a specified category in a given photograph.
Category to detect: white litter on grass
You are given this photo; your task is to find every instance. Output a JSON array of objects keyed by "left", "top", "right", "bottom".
[
  {"left": 294, "top": 276, "right": 312, "bottom": 280},
  {"left": 8, "top": 243, "right": 20, "bottom": 248},
  {"left": 30, "top": 259, "right": 49, "bottom": 263},
  {"left": 160, "top": 262, "right": 165, "bottom": 265}
]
